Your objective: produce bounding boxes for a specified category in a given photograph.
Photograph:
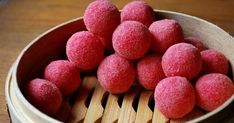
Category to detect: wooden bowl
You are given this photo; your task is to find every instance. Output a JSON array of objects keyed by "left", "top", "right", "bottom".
[{"left": 5, "top": 10, "right": 234, "bottom": 123}]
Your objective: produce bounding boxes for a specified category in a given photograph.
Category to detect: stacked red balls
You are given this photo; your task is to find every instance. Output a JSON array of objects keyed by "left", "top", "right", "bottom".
[{"left": 24, "top": 0, "right": 234, "bottom": 120}]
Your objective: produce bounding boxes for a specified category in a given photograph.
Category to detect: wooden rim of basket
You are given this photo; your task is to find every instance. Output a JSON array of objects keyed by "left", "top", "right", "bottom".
[
  {"left": 5, "top": 64, "right": 23, "bottom": 122},
  {"left": 11, "top": 9, "right": 234, "bottom": 123}
]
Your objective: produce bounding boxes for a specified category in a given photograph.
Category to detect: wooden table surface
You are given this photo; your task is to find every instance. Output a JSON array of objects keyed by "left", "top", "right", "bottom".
[{"left": 0, "top": 0, "right": 234, "bottom": 122}]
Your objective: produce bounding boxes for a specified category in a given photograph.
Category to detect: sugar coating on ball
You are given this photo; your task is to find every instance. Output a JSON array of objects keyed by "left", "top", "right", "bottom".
[
  {"left": 97, "top": 54, "right": 135, "bottom": 94},
  {"left": 113, "top": 21, "right": 151, "bottom": 60},
  {"left": 201, "top": 49, "right": 229, "bottom": 75},
  {"left": 66, "top": 31, "right": 104, "bottom": 70},
  {"left": 121, "top": 1, "right": 155, "bottom": 27},
  {"left": 137, "top": 54, "right": 166, "bottom": 90},
  {"left": 195, "top": 73, "right": 234, "bottom": 111},
  {"left": 184, "top": 37, "right": 206, "bottom": 52},
  {"left": 25, "top": 79, "right": 62, "bottom": 116},
  {"left": 154, "top": 76, "right": 195, "bottom": 119},
  {"left": 149, "top": 19, "right": 184, "bottom": 54},
  {"left": 84, "top": 0, "right": 120, "bottom": 38},
  {"left": 44, "top": 60, "right": 81, "bottom": 96},
  {"left": 162, "top": 43, "right": 202, "bottom": 80}
]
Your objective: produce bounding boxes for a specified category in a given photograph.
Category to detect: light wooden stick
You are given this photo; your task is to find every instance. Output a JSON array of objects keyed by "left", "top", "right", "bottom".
[
  {"left": 84, "top": 78, "right": 106, "bottom": 123},
  {"left": 118, "top": 87, "right": 140, "bottom": 123},
  {"left": 135, "top": 91, "right": 153, "bottom": 123},
  {"left": 101, "top": 94, "right": 120, "bottom": 123},
  {"left": 67, "top": 76, "right": 97, "bottom": 123}
]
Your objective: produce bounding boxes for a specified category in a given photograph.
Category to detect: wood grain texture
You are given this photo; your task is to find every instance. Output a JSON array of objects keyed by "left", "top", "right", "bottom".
[{"left": 1, "top": 0, "right": 234, "bottom": 122}]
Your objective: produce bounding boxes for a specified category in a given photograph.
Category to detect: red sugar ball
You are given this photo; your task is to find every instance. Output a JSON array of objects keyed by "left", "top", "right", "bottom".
[
  {"left": 184, "top": 37, "right": 206, "bottom": 52},
  {"left": 149, "top": 19, "right": 184, "bottom": 54},
  {"left": 44, "top": 60, "right": 81, "bottom": 96},
  {"left": 97, "top": 54, "right": 135, "bottom": 94},
  {"left": 154, "top": 76, "right": 195, "bottom": 119},
  {"left": 25, "top": 79, "right": 62, "bottom": 116},
  {"left": 121, "top": 1, "right": 155, "bottom": 27},
  {"left": 137, "top": 54, "right": 166, "bottom": 90},
  {"left": 195, "top": 73, "right": 234, "bottom": 111},
  {"left": 66, "top": 31, "right": 104, "bottom": 70},
  {"left": 201, "top": 49, "right": 229, "bottom": 75},
  {"left": 84, "top": 0, "right": 120, "bottom": 38},
  {"left": 162, "top": 43, "right": 202, "bottom": 80},
  {"left": 113, "top": 21, "right": 151, "bottom": 60}
]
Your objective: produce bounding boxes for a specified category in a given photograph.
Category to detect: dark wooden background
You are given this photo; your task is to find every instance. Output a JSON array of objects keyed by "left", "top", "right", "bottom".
[{"left": 0, "top": 0, "right": 234, "bottom": 122}]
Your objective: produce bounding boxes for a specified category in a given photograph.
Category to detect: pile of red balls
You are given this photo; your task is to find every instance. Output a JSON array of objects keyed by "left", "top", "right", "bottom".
[{"left": 24, "top": 0, "right": 234, "bottom": 119}]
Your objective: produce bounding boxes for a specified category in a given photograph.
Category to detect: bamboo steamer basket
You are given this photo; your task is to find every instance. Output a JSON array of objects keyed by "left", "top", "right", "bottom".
[{"left": 5, "top": 10, "right": 234, "bottom": 123}]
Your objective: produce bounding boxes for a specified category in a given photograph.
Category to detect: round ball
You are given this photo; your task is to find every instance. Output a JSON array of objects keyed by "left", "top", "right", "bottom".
[
  {"left": 121, "top": 1, "right": 155, "bottom": 27},
  {"left": 162, "top": 43, "right": 202, "bottom": 80},
  {"left": 154, "top": 76, "right": 195, "bottom": 119},
  {"left": 137, "top": 54, "right": 165, "bottom": 90},
  {"left": 201, "top": 49, "right": 229, "bottom": 75},
  {"left": 97, "top": 54, "right": 135, "bottom": 94},
  {"left": 84, "top": 0, "right": 120, "bottom": 38},
  {"left": 66, "top": 31, "right": 104, "bottom": 70},
  {"left": 184, "top": 37, "right": 206, "bottom": 52},
  {"left": 195, "top": 73, "right": 234, "bottom": 111},
  {"left": 44, "top": 60, "right": 81, "bottom": 96},
  {"left": 149, "top": 19, "right": 184, "bottom": 54},
  {"left": 113, "top": 21, "right": 151, "bottom": 60},
  {"left": 25, "top": 79, "right": 62, "bottom": 115}
]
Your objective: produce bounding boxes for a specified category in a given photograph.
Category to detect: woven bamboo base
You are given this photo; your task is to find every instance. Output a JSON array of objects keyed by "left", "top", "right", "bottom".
[{"left": 67, "top": 76, "right": 204, "bottom": 123}]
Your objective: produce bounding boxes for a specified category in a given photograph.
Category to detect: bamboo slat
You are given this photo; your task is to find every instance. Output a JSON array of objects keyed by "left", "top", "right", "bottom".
[
  {"left": 135, "top": 91, "right": 153, "bottom": 123},
  {"left": 117, "top": 87, "right": 140, "bottom": 123},
  {"left": 101, "top": 94, "right": 120, "bottom": 123},
  {"left": 67, "top": 77, "right": 97, "bottom": 123},
  {"left": 83, "top": 78, "right": 106, "bottom": 123}
]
